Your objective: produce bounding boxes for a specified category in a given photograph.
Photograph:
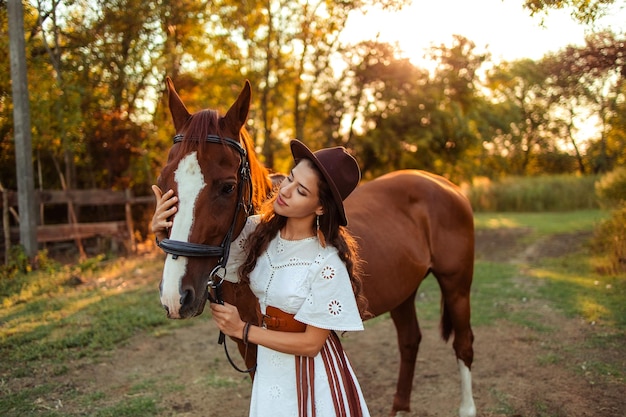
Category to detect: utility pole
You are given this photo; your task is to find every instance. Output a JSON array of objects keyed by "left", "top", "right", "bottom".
[{"left": 7, "top": 0, "right": 38, "bottom": 259}]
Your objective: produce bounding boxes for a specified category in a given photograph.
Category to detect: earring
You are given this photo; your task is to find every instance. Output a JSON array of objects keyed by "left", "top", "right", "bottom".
[{"left": 316, "top": 215, "right": 326, "bottom": 248}]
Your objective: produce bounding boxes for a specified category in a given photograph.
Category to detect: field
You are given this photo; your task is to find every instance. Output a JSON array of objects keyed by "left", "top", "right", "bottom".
[{"left": 1, "top": 211, "right": 624, "bottom": 416}]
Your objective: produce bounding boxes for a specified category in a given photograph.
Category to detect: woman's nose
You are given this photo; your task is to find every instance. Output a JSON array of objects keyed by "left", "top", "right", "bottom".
[{"left": 280, "top": 180, "right": 294, "bottom": 196}]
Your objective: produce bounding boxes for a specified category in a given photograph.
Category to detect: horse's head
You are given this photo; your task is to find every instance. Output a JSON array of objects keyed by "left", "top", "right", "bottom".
[{"left": 157, "top": 77, "right": 269, "bottom": 319}]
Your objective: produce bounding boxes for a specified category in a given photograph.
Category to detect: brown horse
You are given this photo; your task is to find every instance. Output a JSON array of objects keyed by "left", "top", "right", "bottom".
[{"left": 156, "top": 78, "right": 476, "bottom": 417}]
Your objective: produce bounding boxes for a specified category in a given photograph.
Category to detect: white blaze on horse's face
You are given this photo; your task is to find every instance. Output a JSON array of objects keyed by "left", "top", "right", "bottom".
[{"left": 160, "top": 151, "right": 205, "bottom": 319}]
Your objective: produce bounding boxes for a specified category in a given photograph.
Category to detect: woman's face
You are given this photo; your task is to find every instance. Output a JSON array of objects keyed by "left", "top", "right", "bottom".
[{"left": 274, "top": 159, "right": 324, "bottom": 220}]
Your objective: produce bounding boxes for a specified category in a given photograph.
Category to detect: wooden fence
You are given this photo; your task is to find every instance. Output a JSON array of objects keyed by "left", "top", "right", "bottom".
[{"left": 1, "top": 188, "right": 153, "bottom": 259}]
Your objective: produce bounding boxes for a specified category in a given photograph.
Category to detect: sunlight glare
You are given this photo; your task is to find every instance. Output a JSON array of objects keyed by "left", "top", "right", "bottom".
[{"left": 341, "top": 0, "right": 624, "bottom": 70}]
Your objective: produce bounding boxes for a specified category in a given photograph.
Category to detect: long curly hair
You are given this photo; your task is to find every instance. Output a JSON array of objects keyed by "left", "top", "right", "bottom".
[{"left": 238, "top": 159, "right": 370, "bottom": 319}]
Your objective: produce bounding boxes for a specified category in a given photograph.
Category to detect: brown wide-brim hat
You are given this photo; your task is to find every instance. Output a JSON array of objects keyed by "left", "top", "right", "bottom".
[{"left": 290, "top": 139, "right": 361, "bottom": 226}]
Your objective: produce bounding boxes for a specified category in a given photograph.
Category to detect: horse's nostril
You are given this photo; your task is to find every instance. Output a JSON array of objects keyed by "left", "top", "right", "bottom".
[
  {"left": 180, "top": 288, "right": 195, "bottom": 307},
  {"left": 163, "top": 305, "right": 170, "bottom": 315}
]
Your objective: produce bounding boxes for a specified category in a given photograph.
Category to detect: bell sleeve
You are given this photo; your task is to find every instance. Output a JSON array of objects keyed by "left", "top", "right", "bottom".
[
  {"left": 223, "top": 215, "right": 260, "bottom": 283},
  {"left": 294, "top": 248, "right": 364, "bottom": 332}
]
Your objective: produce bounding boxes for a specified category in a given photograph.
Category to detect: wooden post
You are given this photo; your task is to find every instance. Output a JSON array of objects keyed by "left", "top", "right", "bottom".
[
  {"left": 65, "top": 191, "right": 86, "bottom": 259},
  {"left": 125, "top": 189, "right": 136, "bottom": 253},
  {"left": 7, "top": 0, "right": 38, "bottom": 258},
  {"left": 1, "top": 183, "right": 10, "bottom": 265}
]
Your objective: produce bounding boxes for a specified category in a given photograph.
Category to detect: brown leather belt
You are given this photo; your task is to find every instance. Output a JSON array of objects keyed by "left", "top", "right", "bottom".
[{"left": 263, "top": 306, "right": 307, "bottom": 333}]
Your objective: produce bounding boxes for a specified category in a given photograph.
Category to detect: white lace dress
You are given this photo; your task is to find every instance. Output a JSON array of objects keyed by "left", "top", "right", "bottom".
[{"left": 225, "top": 216, "right": 370, "bottom": 417}]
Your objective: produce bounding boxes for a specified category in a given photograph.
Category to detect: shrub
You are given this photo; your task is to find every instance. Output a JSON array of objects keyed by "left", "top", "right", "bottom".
[
  {"left": 595, "top": 167, "right": 626, "bottom": 209},
  {"left": 590, "top": 202, "right": 626, "bottom": 274}
]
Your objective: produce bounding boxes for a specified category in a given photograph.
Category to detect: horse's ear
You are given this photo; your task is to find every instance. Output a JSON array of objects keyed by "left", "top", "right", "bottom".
[
  {"left": 166, "top": 76, "right": 191, "bottom": 133},
  {"left": 224, "top": 80, "right": 251, "bottom": 130}
]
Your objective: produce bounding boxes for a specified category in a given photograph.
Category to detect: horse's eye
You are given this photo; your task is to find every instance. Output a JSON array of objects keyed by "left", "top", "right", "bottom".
[{"left": 221, "top": 183, "right": 236, "bottom": 195}]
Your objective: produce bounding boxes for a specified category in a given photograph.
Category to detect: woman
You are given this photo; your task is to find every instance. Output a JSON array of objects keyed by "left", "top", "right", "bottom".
[{"left": 152, "top": 140, "right": 370, "bottom": 417}]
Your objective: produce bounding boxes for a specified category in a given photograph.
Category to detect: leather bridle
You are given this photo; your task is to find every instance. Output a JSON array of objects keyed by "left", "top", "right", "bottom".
[
  {"left": 158, "top": 134, "right": 252, "bottom": 266},
  {"left": 157, "top": 133, "right": 255, "bottom": 373}
]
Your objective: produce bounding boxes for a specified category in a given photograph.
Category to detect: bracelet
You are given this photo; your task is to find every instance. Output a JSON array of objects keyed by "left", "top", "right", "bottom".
[{"left": 242, "top": 322, "right": 251, "bottom": 345}]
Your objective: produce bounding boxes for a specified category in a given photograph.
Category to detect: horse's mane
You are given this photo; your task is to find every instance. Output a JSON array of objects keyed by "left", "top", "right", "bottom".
[
  {"left": 239, "top": 128, "right": 272, "bottom": 211},
  {"left": 177, "top": 109, "right": 272, "bottom": 212}
]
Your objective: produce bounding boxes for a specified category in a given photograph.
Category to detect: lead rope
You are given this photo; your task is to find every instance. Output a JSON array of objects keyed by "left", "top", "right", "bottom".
[{"left": 207, "top": 275, "right": 256, "bottom": 374}]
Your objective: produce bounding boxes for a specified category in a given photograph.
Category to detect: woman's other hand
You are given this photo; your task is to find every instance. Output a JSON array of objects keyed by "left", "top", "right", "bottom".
[{"left": 151, "top": 185, "right": 178, "bottom": 242}]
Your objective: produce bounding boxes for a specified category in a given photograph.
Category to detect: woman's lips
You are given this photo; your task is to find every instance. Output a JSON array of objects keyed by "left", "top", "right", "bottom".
[{"left": 276, "top": 194, "right": 287, "bottom": 207}]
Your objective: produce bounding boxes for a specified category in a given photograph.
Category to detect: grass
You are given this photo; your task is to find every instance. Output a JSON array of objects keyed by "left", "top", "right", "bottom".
[
  {"left": 1, "top": 255, "right": 203, "bottom": 360},
  {"left": 474, "top": 209, "right": 609, "bottom": 234},
  {"left": 475, "top": 210, "right": 625, "bottom": 331},
  {"left": 423, "top": 209, "right": 625, "bottom": 392},
  {"left": 533, "top": 256, "right": 626, "bottom": 328},
  {"left": 0, "top": 254, "right": 208, "bottom": 417},
  {"left": 1, "top": 209, "right": 625, "bottom": 416}
]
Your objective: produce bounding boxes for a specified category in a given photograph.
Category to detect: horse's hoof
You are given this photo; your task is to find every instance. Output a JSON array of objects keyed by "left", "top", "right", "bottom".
[{"left": 459, "top": 403, "right": 477, "bottom": 417}]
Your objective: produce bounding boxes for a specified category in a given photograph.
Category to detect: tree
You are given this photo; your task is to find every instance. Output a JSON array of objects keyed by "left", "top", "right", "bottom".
[
  {"left": 485, "top": 58, "right": 555, "bottom": 175},
  {"left": 541, "top": 31, "right": 626, "bottom": 173},
  {"left": 199, "top": 0, "right": 410, "bottom": 168},
  {"left": 342, "top": 41, "right": 429, "bottom": 178},
  {"left": 602, "top": 83, "right": 626, "bottom": 167},
  {"left": 523, "top": 0, "right": 619, "bottom": 25},
  {"left": 346, "top": 36, "right": 492, "bottom": 182}
]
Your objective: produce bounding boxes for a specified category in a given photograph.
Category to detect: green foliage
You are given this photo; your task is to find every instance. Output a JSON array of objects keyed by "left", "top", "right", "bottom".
[
  {"left": 468, "top": 174, "right": 599, "bottom": 212},
  {"left": 3, "top": 0, "right": 626, "bottom": 200},
  {"left": 0, "top": 248, "right": 61, "bottom": 297},
  {"left": 595, "top": 167, "right": 626, "bottom": 208},
  {"left": 3, "top": 245, "right": 31, "bottom": 275},
  {"left": 524, "top": 0, "right": 618, "bottom": 25}
]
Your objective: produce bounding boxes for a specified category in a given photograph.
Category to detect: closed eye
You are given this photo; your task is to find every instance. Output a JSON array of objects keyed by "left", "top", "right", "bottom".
[{"left": 286, "top": 172, "right": 307, "bottom": 196}]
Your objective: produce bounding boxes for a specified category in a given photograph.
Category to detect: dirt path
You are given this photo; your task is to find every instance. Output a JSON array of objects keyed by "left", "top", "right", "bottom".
[{"left": 26, "top": 230, "right": 626, "bottom": 416}]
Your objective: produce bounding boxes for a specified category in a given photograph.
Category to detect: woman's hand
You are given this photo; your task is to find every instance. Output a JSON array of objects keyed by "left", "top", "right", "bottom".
[
  {"left": 151, "top": 185, "right": 178, "bottom": 242},
  {"left": 210, "top": 302, "right": 245, "bottom": 339},
  {"left": 211, "top": 302, "right": 331, "bottom": 356}
]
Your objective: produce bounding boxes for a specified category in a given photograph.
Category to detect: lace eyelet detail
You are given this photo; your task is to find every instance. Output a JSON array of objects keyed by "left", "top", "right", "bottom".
[
  {"left": 321, "top": 265, "right": 335, "bottom": 280},
  {"left": 270, "top": 352, "right": 282, "bottom": 367},
  {"left": 276, "top": 240, "right": 285, "bottom": 254},
  {"left": 268, "top": 385, "right": 282, "bottom": 399},
  {"left": 328, "top": 299, "right": 342, "bottom": 315}
]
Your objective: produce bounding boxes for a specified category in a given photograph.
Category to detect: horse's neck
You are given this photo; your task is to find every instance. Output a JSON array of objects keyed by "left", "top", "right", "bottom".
[{"left": 223, "top": 281, "right": 262, "bottom": 325}]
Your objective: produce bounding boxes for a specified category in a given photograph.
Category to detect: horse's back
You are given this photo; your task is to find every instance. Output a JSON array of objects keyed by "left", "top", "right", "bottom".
[{"left": 345, "top": 170, "right": 474, "bottom": 315}]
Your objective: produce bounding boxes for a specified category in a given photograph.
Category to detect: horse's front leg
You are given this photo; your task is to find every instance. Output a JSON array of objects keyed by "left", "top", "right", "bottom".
[{"left": 389, "top": 291, "right": 421, "bottom": 417}]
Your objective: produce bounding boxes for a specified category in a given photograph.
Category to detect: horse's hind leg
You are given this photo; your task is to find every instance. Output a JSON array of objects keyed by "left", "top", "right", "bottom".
[
  {"left": 389, "top": 290, "right": 421, "bottom": 417},
  {"left": 439, "top": 275, "right": 476, "bottom": 417}
]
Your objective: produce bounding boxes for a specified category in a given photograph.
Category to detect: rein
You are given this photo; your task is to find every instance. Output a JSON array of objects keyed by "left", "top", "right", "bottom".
[{"left": 157, "top": 133, "right": 256, "bottom": 374}]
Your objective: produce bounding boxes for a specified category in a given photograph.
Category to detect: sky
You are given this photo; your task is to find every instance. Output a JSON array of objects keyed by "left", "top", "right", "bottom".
[{"left": 341, "top": 0, "right": 625, "bottom": 68}]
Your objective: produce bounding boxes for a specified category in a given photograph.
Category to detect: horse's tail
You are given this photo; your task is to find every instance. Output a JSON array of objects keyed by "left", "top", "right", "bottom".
[{"left": 440, "top": 298, "right": 453, "bottom": 342}]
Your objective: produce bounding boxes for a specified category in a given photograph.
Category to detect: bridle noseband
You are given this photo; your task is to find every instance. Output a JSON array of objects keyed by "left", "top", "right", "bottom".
[{"left": 157, "top": 133, "right": 256, "bottom": 373}]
